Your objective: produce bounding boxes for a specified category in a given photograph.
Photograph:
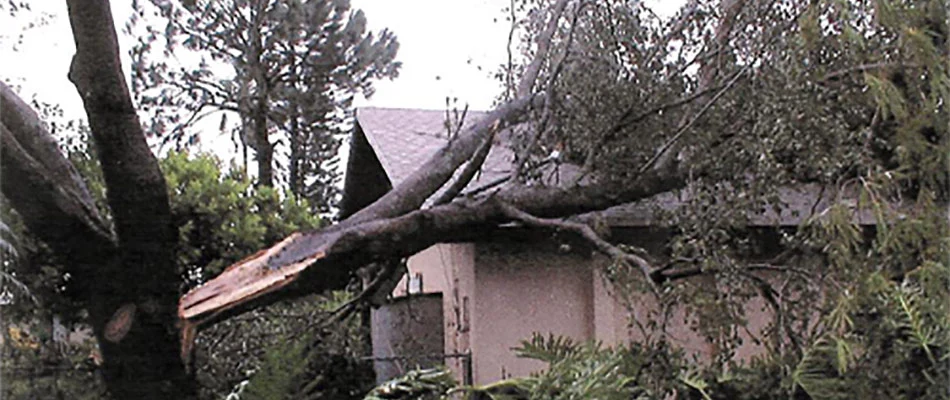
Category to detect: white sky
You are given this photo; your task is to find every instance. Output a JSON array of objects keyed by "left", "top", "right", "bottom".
[
  {"left": 0, "top": 1, "right": 680, "bottom": 164},
  {"left": 0, "top": 1, "right": 513, "bottom": 118},
  {"left": 352, "top": 0, "right": 514, "bottom": 111}
]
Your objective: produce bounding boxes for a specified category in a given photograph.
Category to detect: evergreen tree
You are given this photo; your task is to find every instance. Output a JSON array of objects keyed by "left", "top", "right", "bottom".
[{"left": 128, "top": 0, "right": 400, "bottom": 201}]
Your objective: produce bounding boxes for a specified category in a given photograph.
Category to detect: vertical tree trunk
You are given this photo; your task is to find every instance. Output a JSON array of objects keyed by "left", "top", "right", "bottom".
[
  {"left": 288, "top": 115, "right": 303, "bottom": 195},
  {"left": 254, "top": 110, "right": 274, "bottom": 187},
  {"left": 249, "top": 1, "right": 273, "bottom": 187},
  {"left": 64, "top": 1, "right": 194, "bottom": 398},
  {"left": 287, "top": 51, "right": 303, "bottom": 195}
]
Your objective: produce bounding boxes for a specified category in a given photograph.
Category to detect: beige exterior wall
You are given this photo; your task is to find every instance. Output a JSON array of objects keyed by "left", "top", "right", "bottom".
[
  {"left": 382, "top": 236, "right": 779, "bottom": 386},
  {"left": 471, "top": 241, "right": 596, "bottom": 384}
]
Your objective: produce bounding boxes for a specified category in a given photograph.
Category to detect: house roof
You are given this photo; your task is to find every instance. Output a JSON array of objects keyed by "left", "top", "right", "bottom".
[
  {"left": 356, "top": 107, "right": 509, "bottom": 189},
  {"left": 351, "top": 107, "right": 880, "bottom": 227},
  {"left": 355, "top": 107, "right": 582, "bottom": 202}
]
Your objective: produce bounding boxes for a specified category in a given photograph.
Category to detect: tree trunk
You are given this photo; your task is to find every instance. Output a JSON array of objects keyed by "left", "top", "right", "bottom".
[
  {"left": 254, "top": 111, "right": 274, "bottom": 187},
  {"left": 64, "top": 1, "right": 193, "bottom": 397},
  {"left": 248, "top": 3, "right": 273, "bottom": 188},
  {"left": 287, "top": 102, "right": 303, "bottom": 195}
]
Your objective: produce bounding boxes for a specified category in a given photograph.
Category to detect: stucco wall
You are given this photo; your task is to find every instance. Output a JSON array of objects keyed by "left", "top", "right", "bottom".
[
  {"left": 471, "top": 238, "right": 596, "bottom": 384},
  {"left": 382, "top": 232, "right": 784, "bottom": 385}
]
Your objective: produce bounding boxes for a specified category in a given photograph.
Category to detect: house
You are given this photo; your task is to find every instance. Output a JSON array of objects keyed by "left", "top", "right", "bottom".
[{"left": 341, "top": 107, "right": 872, "bottom": 385}]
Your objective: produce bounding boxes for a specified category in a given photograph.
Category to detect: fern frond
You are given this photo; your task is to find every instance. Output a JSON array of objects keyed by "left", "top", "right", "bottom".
[{"left": 792, "top": 337, "right": 851, "bottom": 400}]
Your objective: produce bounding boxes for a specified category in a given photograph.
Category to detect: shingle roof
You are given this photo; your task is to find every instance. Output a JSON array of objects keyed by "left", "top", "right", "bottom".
[{"left": 356, "top": 107, "right": 564, "bottom": 201}]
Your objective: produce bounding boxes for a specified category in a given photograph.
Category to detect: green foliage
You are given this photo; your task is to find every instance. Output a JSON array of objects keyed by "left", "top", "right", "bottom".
[
  {"left": 239, "top": 333, "right": 312, "bottom": 400},
  {"left": 202, "top": 292, "right": 374, "bottom": 400},
  {"left": 369, "top": 0, "right": 947, "bottom": 398},
  {"left": 363, "top": 367, "right": 457, "bottom": 400},
  {"left": 160, "top": 151, "right": 320, "bottom": 286},
  {"left": 790, "top": 264, "right": 949, "bottom": 400},
  {"left": 3, "top": 140, "right": 347, "bottom": 399},
  {"left": 508, "top": 334, "right": 670, "bottom": 400},
  {"left": 362, "top": 336, "right": 688, "bottom": 400}
]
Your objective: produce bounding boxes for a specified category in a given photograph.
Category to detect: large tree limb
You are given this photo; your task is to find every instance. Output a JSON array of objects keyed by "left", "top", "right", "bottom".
[
  {"left": 345, "top": 94, "right": 544, "bottom": 225},
  {"left": 0, "top": 83, "right": 115, "bottom": 259},
  {"left": 430, "top": 122, "right": 497, "bottom": 206},
  {"left": 346, "top": 0, "right": 569, "bottom": 225},
  {"left": 516, "top": 0, "right": 570, "bottom": 98},
  {"left": 179, "top": 0, "right": 761, "bottom": 367},
  {"left": 179, "top": 165, "right": 684, "bottom": 338},
  {"left": 178, "top": 0, "right": 708, "bottom": 366}
]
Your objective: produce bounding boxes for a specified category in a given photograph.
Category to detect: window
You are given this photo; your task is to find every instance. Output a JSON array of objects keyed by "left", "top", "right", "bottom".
[{"left": 408, "top": 272, "right": 423, "bottom": 294}]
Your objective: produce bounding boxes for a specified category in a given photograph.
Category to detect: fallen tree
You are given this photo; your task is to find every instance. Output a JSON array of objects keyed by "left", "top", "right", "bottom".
[{"left": 1, "top": 0, "right": 945, "bottom": 398}]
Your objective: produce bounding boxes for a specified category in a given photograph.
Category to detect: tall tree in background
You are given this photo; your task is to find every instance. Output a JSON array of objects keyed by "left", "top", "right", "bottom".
[{"left": 129, "top": 0, "right": 400, "bottom": 196}]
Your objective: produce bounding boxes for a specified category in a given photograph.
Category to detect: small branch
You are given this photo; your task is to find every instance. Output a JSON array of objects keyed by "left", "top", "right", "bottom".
[
  {"left": 463, "top": 157, "right": 556, "bottom": 197},
  {"left": 652, "top": 257, "right": 814, "bottom": 285},
  {"left": 497, "top": 200, "right": 656, "bottom": 288},
  {"left": 638, "top": 67, "right": 747, "bottom": 175},
  {"left": 622, "top": 84, "right": 725, "bottom": 128},
  {"left": 432, "top": 121, "right": 498, "bottom": 206},
  {"left": 516, "top": 0, "right": 570, "bottom": 98},
  {"left": 322, "top": 259, "right": 404, "bottom": 326},
  {"left": 505, "top": 0, "right": 517, "bottom": 100},
  {"left": 735, "top": 269, "right": 802, "bottom": 354},
  {"left": 576, "top": 82, "right": 728, "bottom": 181},
  {"left": 819, "top": 62, "right": 919, "bottom": 83},
  {"left": 454, "top": 104, "right": 470, "bottom": 140}
]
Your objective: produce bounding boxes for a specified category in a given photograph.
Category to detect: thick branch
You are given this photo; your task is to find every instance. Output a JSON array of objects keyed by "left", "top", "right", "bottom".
[
  {"left": 179, "top": 0, "right": 679, "bottom": 367},
  {"left": 345, "top": 94, "right": 543, "bottom": 225},
  {"left": 346, "top": 0, "right": 568, "bottom": 225},
  {"left": 431, "top": 124, "right": 497, "bottom": 206},
  {"left": 497, "top": 201, "right": 655, "bottom": 284},
  {"left": 0, "top": 83, "right": 115, "bottom": 259},
  {"left": 180, "top": 166, "right": 684, "bottom": 331},
  {"left": 517, "top": 0, "right": 570, "bottom": 98}
]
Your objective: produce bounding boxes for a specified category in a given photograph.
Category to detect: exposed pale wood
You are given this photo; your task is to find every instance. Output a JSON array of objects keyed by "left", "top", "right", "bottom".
[
  {"left": 179, "top": 233, "right": 326, "bottom": 322},
  {"left": 178, "top": 164, "right": 684, "bottom": 335}
]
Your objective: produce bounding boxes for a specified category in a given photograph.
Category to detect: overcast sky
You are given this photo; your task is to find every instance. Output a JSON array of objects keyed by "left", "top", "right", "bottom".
[
  {"left": 1, "top": 1, "right": 513, "bottom": 116},
  {"left": 0, "top": 1, "right": 679, "bottom": 162},
  {"left": 352, "top": 0, "right": 514, "bottom": 111}
]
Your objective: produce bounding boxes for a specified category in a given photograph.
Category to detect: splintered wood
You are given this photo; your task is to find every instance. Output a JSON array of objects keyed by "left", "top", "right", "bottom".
[{"left": 177, "top": 232, "right": 326, "bottom": 360}]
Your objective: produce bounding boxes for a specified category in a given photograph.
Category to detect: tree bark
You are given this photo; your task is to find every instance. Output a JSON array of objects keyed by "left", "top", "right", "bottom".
[
  {"left": 345, "top": 94, "right": 545, "bottom": 225},
  {"left": 3, "top": 1, "right": 715, "bottom": 395},
  {"left": 0, "top": 83, "right": 116, "bottom": 307},
  {"left": 64, "top": 0, "right": 192, "bottom": 397},
  {"left": 254, "top": 111, "right": 274, "bottom": 187},
  {"left": 0, "top": 83, "right": 114, "bottom": 253},
  {"left": 249, "top": 2, "right": 274, "bottom": 187}
]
